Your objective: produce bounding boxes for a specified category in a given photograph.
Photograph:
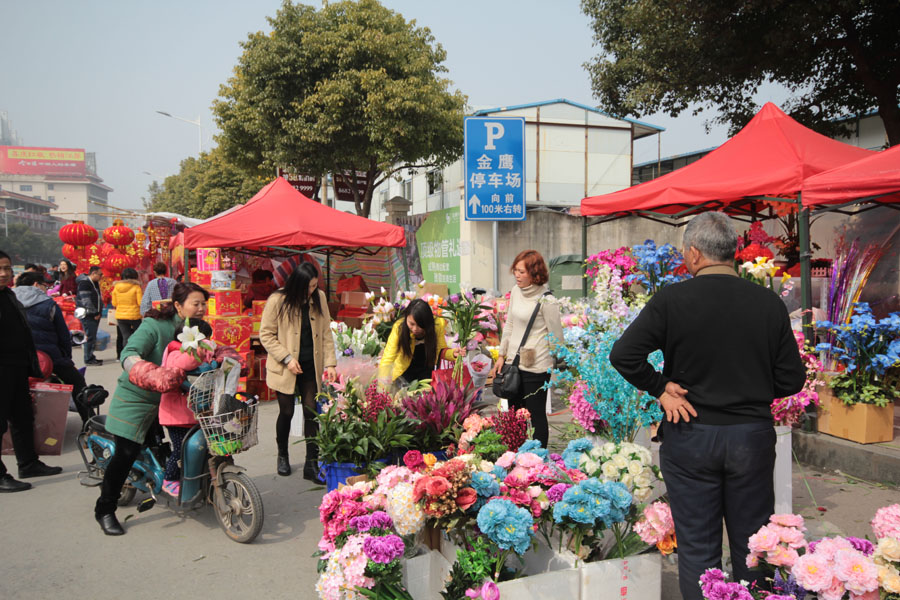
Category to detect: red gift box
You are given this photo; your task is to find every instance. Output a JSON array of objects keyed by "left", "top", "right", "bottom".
[
  {"left": 336, "top": 275, "right": 369, "bottom": 294},
  {"left": 208, "top": 290, "right": 242, "bottom": 317},
  {"left": 208, "top": 316, "right": 252, "bottom": 352},
  {"left": 252, "top": 300, "right": 267, "bottom": 316},
  {"left": 239, "top": 350, "right": 255, "bottom": 378},
  {"left": 190, "top": 269, "right": 212, "bottom": 287}
]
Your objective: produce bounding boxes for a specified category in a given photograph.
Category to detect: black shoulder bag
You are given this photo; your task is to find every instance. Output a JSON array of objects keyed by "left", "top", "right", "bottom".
[{"left": 492, "top": 292, "right": 548, "bottom": 399}]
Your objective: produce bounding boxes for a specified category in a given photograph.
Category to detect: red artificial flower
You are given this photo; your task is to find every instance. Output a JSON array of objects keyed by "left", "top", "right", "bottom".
[
  {"left": 455, "top": 487, "right": 478, "bottom": 511},
  {"left": 403, "top": 450, "right": 424, "bottom": 470},
  {"left": 424, "top": 476, "right": 451, "bottom": 497},
  {"left": 737, "top": 243, "right": 774, "bottom": 262}
]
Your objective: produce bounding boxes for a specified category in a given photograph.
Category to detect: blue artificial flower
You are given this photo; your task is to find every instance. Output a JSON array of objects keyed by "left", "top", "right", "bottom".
[
  {"left": 477, "top": 499, "right": 534, "bottom": 555},
  {"left": 517, "top": 440, "right": 549, "bottom": 460},
  {"left": 491, "top": 464, "right": 508, "bottom": 481},
  {"left": 562, "top": 437, "right": 595, "bottom": 469},
  {"left": 471, "top": 471, "right": 500, "bottom": 498}
]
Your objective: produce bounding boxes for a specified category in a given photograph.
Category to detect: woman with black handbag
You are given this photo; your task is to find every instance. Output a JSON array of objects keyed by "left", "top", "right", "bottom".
[{"left": 490, "top": 250, "right": 563, "bottom": 449}]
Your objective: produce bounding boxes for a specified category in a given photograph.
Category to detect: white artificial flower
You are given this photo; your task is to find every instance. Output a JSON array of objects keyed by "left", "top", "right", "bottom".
[
  {"left": 601, "top": 442, "right": 617, "bottom": 458},
  {"left": 479, "top": 460, "right": 494, "bottom": 473},
  {"left": 601, "top": 461, "right": 619, "bottom": 480},
  {"left": 177, "top": 325, "right": 205, "bottom": 350},
  {"left": 633, "top": 471, "right": 653, "bottom": 489},
  {"left": 612, "top": 453, "right": 629, "bottom": 470},
  {"left": 636, "top": 446, "right": 653, "bottom": 465},
  {"left": 620, "top": 473, "right": 634, "bottom": 489},
  {"left": 627, "top": 460, "right": 644, "bottom": 476},
  {"left": 633, "top": 486, "right": 653, "bottom": 502},
  {"left": 589, "top": 446, "right": 604, "bottom": 460}
]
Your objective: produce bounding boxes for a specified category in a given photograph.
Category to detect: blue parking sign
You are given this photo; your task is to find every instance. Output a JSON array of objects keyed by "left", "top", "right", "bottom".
[{"left": 463, "top": 116, "right": 526, "bottom": 221}]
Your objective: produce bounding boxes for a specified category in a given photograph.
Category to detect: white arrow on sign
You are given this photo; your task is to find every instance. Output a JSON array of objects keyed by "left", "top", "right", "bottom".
[{"left": 468, "top": 194, "right": 481, "bottom": 211}]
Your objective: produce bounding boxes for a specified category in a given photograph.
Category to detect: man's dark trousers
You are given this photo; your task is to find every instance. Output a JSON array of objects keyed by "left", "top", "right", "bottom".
[
  {"left": 81, "top": 317, "right": 99, "bottom": 362},
  {"left": 660, "top": 420, "right": 776, "bottom": 600},
  {"left": 0, "top": 365, "right": 39, "bottom": 476}
]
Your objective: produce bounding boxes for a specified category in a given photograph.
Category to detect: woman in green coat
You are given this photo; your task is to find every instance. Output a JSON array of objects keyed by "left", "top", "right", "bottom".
[{"left": 94, "top": 282, "right": 209, "bottom": 536}]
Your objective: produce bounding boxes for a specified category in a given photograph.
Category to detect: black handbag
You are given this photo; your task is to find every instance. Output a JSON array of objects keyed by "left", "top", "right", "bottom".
[{"left": 492, "top": 293, "right": 548, "bottom": 399}]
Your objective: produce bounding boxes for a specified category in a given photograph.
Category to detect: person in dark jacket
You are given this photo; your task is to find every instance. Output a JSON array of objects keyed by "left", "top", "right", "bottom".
[
  {"left": 0, "top": 250, "right": 64, "bottom": 493},
  {"left": 76, "top": 266, "right": 104, "bottom": 366},
  {"left": 609, "top": 212, "right": 807, "bottom": 600},
  {"left": 14, "top": 271, "right": 91, "bottom": 424}
]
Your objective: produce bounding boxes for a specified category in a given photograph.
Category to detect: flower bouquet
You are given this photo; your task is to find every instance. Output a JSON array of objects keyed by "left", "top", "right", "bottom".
[
  {"left": 815, "top": 302, "right": 900, "bottom": 407},
  {"left": 700, "top": 504, "right": 900, "bottom": 599},
  {"left": 442, "top": 289, "right": 493, "bottom": 384},
  {"left": 626, "top": 239, "right": 690, "bottom": 295}
]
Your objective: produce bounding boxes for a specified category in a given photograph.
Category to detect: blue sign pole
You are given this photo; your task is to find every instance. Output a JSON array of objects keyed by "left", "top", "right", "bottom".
[{"left": 463, "top": 116, "right": 526, "bottom": 221}]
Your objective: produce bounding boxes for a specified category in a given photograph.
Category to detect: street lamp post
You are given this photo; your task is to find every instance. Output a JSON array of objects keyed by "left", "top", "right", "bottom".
[
  {"left": 155, "top": 110, "right": 202, "bottom": 154},
  {"left": 2, "top": 207, "right": 23, "bottom": 237}
]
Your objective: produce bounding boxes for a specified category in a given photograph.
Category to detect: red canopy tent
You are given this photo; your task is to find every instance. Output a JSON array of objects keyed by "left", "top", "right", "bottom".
[
  {"left": 580, "top": 102, "right": 873, "bottom": 222},
  {"left": 184, "top": 177, "right": 406, "bottom": 253},
  {"left": 802, "top": 144, "right": 900, "bottom": 211}
]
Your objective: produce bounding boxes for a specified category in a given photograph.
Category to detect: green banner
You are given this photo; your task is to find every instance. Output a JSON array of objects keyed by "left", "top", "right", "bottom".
[{"left": 416, "top": 207, "right": 461, "bottom": 293}]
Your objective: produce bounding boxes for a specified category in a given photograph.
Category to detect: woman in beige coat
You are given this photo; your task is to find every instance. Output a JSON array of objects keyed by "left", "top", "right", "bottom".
[{"left": 259, "top": 263, "right": 336, "bottom": 481}]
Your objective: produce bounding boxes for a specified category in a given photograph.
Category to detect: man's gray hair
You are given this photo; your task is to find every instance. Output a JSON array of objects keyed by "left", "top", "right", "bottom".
[{"left": 682, "top": 212, "right": 737, "bottom": 262}]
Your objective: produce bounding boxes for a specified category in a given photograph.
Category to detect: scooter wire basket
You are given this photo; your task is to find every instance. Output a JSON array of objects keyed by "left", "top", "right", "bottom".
[{"left": 187, "top": 370, "right": 259, "bottom": 456}]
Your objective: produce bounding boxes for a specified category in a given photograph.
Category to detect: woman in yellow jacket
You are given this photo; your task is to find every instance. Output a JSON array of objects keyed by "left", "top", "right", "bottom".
[
  {"left": 378, "top": 298, "right": 456, "bottom": 388},
  {"left": 111, "top": 267, "right": 143, "bottom": 354}
]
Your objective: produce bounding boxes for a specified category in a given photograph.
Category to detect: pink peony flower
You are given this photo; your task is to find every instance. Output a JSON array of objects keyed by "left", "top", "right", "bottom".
[
  {"left": 496, "top": 451, "right": 516, "bottom": 469},
  {"left": 403, "top": 450, "right": 424, "bottom": 470},
  {"left": 748, "top": 525, "right": 780, "bottom": 554},
  {"left": 770, "top": 524, "right": 807, "bottom": 549},
  {"left": 819, "top": 577, "right": 845, "bottom": 600},
  {"left": 833, "top": 548, "right": 879, "bottom": 595},
  {"left": 515, "top": 452, "right": 544, "bottom": 469},
  {"left": 766, "top": 545, "right": 800, "bottom": 567},
  {"left": 770, "top": 514, "right": 806, "bottom": 529},
  {"left": 871, "top": 504, "right": 900, "bottom": 539},
  {"left": 504, "top": 466, "right": 532, "bottom": 487},
  {"left": 793, "top": 553, "right": 836, "bottom": 591}
]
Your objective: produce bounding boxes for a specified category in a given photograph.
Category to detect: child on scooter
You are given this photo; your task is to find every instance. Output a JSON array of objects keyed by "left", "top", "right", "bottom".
[{"left": 158, "top": 320, "right": 243, "bottom": 497}]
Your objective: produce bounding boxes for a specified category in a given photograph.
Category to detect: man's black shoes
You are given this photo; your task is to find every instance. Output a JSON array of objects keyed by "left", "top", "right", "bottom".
[
  {"left": 0, "top": 474, "right": 32, "bottom": 493},
  {"left": 86, "top": 358, "right": 103, "bottom": 366},
  {"left": 18, "top": 460, "right": 63, "bottom": 479}
]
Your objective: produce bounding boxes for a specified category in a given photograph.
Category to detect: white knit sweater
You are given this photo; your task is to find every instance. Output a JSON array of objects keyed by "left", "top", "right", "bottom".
[{"left": 498, "top": 284, "right": 563, "bottom": 374}]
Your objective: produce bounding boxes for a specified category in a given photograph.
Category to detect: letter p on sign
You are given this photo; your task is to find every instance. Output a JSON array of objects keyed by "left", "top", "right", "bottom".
[{"left": 484, "top": 122, "right": 505, "bottom": 150}]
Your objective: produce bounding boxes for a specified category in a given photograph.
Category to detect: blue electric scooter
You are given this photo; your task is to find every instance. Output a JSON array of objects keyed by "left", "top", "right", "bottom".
[{"left": 77, "top": 370, "right": 264, "bottom": 543}]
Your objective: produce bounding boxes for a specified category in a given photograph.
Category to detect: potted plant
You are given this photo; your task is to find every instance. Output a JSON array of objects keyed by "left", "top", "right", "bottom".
[{"left": 815, "top": 302, "right": 900, "bottom": 444}]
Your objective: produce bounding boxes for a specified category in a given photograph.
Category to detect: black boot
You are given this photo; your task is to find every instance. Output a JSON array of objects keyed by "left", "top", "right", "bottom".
[
  {"left": 277, "top": 452, "right": 291, "bottom": 477},
  {"left": 95, "top": 512, "right": 125, "bottom": 536},
  {"left": 303, "top": 420, "right": 325, "bottom": 484}
]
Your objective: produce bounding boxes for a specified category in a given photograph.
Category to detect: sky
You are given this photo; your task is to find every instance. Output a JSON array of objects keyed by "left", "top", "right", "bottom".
[{"left": 1, "top": 0, "right": 735, "bottom": 212}]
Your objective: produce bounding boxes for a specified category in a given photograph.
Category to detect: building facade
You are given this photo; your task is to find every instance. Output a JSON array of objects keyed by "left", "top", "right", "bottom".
[
  {"left": 366, "top": 99, "right": 663, "bottom": 221},
  {"left": 0, "top": 188, "right": 61, "bottom": 234},
  {"left": 0, "top": 146, "right": 113, "bottom": 230}
]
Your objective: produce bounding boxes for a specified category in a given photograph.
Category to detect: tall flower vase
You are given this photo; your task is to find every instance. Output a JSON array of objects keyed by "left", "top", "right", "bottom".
[{"left": 773, "top": 425, "right": 792, "bottom": 515}]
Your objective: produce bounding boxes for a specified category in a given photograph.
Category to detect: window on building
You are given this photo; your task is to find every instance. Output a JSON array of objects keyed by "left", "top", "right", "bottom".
[
  {"left": 19, "top": 184, "right": 32, "bottom": 192},
  {"left": 48, "top": 196, "right": 55, "bottom": 201},
  {"left": 426, "top": 170, "right": 443, "bottom": 196},
  {"left": 47, "top": 184, "right": 54, "bottom": 190},
  {"left": 401, "top": 179, "right": 412, "bottom": 200}
]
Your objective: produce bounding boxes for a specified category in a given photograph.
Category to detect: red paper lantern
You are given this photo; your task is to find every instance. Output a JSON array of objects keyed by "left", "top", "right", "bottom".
[
  {"left": 59, "top": 221, "right": 98, "bottom": 247},
  {"left": 61, "top": 244, "right": 80, "bottom": 262},
  {"left": 103, "top": 252, "right": 135, "bottom": 274},
  {"left": 104, "top": 219, "right": 135, "bottom": 247}
]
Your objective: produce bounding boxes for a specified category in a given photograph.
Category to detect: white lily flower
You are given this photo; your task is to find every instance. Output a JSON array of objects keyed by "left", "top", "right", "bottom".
[{"left": 177, "top": 325, "right": 205, "bottom": 351}]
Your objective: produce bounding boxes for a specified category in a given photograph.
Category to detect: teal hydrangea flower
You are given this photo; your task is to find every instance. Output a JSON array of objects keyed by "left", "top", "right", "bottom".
[
  {"left": 476, "top": 499, "right": 535, "bottom": 555},
  {"left": 517, "top": 439, "right": 549, "bottom": 460},
  {"left": 471, "top": 471, "right": 500, "bottom": 498}
]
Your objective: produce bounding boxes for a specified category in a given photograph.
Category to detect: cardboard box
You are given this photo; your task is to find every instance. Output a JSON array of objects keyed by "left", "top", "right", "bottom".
[
  {"left": 236, "top": 376, "right": 247, "bottom": 393},
  {"left": 239, "top": 350, "right": 255, "bottom": 379},
  {"left": 251, "top": 317, "right": 261, "bottom": 335},
  {"left": 196, "top": 248, "right": 221, "bottom": 271},
  {"left": 210, "top": 270, "right": 236, "bottom": 290},
  {"left": 208, "top": 315, "right": 252, "bottom": 352},
  {"left": 2, "top": 382, "right": 72, "bottom": 456},
  {"left": 337, "top": 291, "right": 371, "bottom": 328},
  {"left": 190, "top": 269, "right": 212, "bottom": 287},
  {"left": 418, "top": 283, "right": 449, "bottom": 298},
  {"left": 207, "top": 290, "right": 242, "bottom": 317},
  {"left": 817, "top": 384, "right": 894, "bottom": 444},
  {"left": 252, "top": 300, "right": 267, "bottom": 316},
  {"left": 336, "top": 275, "right": 369, "bottom": 294}
]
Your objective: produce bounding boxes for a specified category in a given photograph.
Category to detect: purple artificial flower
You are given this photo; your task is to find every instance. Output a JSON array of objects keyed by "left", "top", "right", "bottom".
[
  {"left": 699, "top": 569, "right": 726, "bottom": 595},
  {"left": 363, "top": 534, "right": 405, "bottom": 564},
  {"left": 343, "top": 348, "right": 354, "bottom": 356},
  {"left": 807, "top": 540, "right": 818, "bottom": 554},
  {"left": 846, "top": 536, "right": 875, "bottom": 556},
  {"left": 547, "top": 483, "right": 571, "bottom": 504},
  {"left": 449, "top": 294, "right": 461, "bottom": 303},
  {"left": 773, "top": 570, "right": 807, "bottom": 600},
  {"left": 349, "top": 515, "right": 373, "bottom": 532},
  {"left": 369, "top": 511, "right": 394, "bottom": 530},
  {"left": 549, "top": 453, "right": 562, "bottom": 462}
]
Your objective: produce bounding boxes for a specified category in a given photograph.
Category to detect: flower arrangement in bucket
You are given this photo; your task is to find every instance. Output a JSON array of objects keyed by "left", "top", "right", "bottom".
[
  {"left": 815, "top": 302, "right": 900, "bottom": 407},
  {"left": 699, "top": 503, "right": 900, "bottom": 599}
]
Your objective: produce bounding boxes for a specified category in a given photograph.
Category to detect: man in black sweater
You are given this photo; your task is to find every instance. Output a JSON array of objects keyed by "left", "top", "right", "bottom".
[
  {"left": 0, "top": 250, "right": 64, "bottom": 492},
  {"left": 610, "top": 212, "right": 806, "bottom": 599}
]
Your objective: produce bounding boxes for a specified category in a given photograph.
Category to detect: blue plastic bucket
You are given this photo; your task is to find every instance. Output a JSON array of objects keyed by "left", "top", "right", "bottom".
[{"left": 321, "top": 462, "right": 363, "bottom": 492}]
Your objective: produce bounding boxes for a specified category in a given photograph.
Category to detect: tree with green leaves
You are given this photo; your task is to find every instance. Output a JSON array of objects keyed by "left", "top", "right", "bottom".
[
  {"left": 212, "top": 0, "right": 467, "bottom": 218},
  {"left": 143, "top": 147, "right": 268, "bottom": 219},
  {"left": 2, "top": 223, "right": 62, "bottom": 264},
  {"left": 581, "top": 0, "right": 900, "bottom": 145}
]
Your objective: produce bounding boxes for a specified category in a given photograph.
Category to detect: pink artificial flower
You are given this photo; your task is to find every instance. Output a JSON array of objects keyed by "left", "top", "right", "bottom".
[
  {"left": 495, "top": 451, "right": 516, "bottom": 469},
  {"left": 748, "top": 525, "right": 780, "bottom": 554},
  {"left": 745, "top": 553, "right": 759, "bottom": 568},
  {"left": 819, "top": 577, "right": 845, "bottom": 600},
  {"left": 833, "top": 549, "right": 879, "bottom": 596},
  {"left": 462, "top": 414, "right": 485, "bottom": 434},
  {"left": 480, "top": 581, "right": 500, "bottom": 600},
  {"left": 424, "top": 476, "right": 451, "bottom": 497},
  {"left": 504, "top": 466, "right": 531, "bottom": 487},
  {"left": 871, "top": 504, "right": 900, "bottom": 539},
  {"left": 793, "top": 553, "right": 836, "bottom": 591},
  {"left": 515, "top": 452, "right": 544, "bottom": 469},
  {"left": 767, "top": 545, "right": 800, "bottom": 568},
  {"left": 770, "top": 514, "right": 806, "bottom": 529},
  {"left": 404, "top": 450, "right": 424, "bottom": 470}
]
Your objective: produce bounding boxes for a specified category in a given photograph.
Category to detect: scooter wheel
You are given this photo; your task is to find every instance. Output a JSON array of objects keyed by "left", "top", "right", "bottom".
[
  {"left": 118, "top": 484, "right": 137, "bottom": 506},
  {"left": 213, "top": 472, "right": 264, "bottom": 543}
]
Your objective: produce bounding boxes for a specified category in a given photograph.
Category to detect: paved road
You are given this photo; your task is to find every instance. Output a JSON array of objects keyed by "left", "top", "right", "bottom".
[{"left": 2, "top": 323, "right": 897, "bottom": 599}]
